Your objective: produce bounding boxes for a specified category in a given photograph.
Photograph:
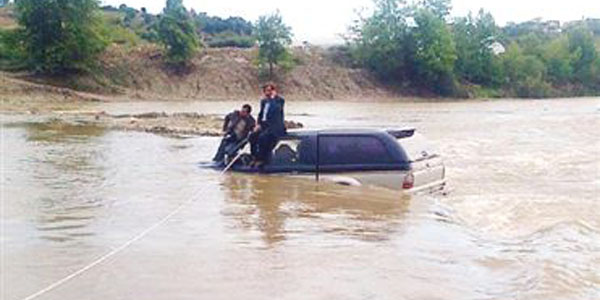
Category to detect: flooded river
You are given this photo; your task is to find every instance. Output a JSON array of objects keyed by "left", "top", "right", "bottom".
[{"left": 1, "top": 98, "right": 599, "bottom": 300}]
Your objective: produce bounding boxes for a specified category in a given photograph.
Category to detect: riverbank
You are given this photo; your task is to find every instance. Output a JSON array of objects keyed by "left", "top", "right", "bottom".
[
  {"left": 0, "top": 59, "right": 594, "bottom": 139},
  {"left": 0, "top": 76, "right": 306, "bottom": 138},
  {"left": 1, "top": 45, "right": 393, "bottom": 101}
]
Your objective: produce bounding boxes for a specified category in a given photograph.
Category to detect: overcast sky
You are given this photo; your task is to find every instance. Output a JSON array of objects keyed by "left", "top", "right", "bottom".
[{"left": 101, "top": 0, "right": 600, "bottom": 44}]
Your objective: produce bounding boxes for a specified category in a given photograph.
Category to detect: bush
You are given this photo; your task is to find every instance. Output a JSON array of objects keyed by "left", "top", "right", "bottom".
[
  {"left": 15, "top": 0, "right": 108, "bottom": 74},
  {"left": 99, "top": 14, "right": 141, "bottom": 47},
  {"left": 157, "top": 0, "right": 200, "bottom": 66},
  {"left": 254, "top": 11, "right": 293, "bottom": 79},
  {"left": 0, "top": 27, "right": 26, "bottom": 70},
  {"left": 501, "top": 44, "right": 550, "bottom": 97},
  {"left": 207, "top": 32, "right": 255, "bottom": 48}
]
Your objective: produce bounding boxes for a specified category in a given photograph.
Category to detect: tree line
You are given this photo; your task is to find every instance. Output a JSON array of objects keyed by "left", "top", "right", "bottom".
[
  {"left": 100, "top": 3, "right": 256, "bottom": 48},
  {"left": 0, "top": 0, "right": 292, "bottom": 78},
  {"left": 1, "top": 0, "right": 598, "bottom": 97},
  {"left": 348, "top": 0, "right": 600, "bottom": 97}
]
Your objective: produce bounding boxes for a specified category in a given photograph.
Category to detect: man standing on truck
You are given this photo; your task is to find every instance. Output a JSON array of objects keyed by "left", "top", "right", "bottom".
[
  {"left": 249, "top": 83, "right": 286, "bottom": 167},
  {"left": 212, "top": 104, "right": 256, "bottom": 163}
]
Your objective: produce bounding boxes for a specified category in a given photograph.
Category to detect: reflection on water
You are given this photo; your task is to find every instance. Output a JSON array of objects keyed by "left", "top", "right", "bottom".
[
  {"left": 222, "top": 174, "right": 410, "bottom": 245},
  {"left": 23, "top": 121, "right": 107, "bottom": 243},
  {"left": 23, "top": 121, "right": 106, "bottom": 143},
  {"left": 2, "top": 98, "right": 599, "bottom": 300},
  {"left": 0, "top": 121, "right": 109, "bottom": 246}
]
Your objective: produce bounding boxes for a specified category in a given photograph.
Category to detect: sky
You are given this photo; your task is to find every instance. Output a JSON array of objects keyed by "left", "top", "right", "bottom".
[{"left": 101, "top": 0, "right": 600, "bottom": 44}]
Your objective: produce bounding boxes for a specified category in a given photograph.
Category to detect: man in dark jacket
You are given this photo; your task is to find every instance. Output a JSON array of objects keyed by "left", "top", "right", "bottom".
[
  {"left": 249, "top": 83, "right": 286, "bottom": 166},
  {"left": 212, "top": 104, "right": 256, "bottom": 162}
]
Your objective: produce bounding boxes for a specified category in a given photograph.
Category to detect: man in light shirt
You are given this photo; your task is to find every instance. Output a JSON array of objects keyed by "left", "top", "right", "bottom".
[{"left": 212, "top": 104, "right": 256, "bottom": 163}]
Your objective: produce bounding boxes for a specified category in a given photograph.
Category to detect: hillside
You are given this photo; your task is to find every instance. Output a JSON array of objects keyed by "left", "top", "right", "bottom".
[
  {"left": 6, "top": 44, "right": 392, "bottom": 101},
  {"left": 0, "top": 3, "right": 392, "bottom": 101},
  {"left": 3, "top": 3, "right": 598, "bottom": 101}
]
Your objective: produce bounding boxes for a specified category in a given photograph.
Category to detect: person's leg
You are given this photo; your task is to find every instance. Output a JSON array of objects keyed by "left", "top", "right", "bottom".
[
  {"left": 257, "top": 132, "right": 278, "bottom": 163},
  {"left": 265, "top": 134, "right": 280, "bottom": 162},
  {"left": 256, "top": 132, "right": 268, "bottom": 162},
  {"left": 224, "top": 137, "right": 247, "bottom": 158},
  {"left": 213, "top": 134, "right": 236, "bottom": 162},
  {"left": 249, "top": 131, "right": 260, "bottom": 158},
  {"left": 213, "top": 137, "right": 229, "bottom": 162}
]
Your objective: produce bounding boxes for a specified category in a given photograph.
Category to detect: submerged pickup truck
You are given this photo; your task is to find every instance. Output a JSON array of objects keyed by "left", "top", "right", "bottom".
[{"left": 221, "top": 128, "right": 446, "bottom": 193}]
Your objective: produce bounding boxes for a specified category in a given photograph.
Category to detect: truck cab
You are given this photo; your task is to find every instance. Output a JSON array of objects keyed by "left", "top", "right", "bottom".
[{"left": 229, "top": 128, "right": 446, "bottom": 193}]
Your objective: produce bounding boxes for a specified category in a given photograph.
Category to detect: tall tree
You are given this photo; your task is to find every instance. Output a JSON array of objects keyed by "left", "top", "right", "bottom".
[
  {"left": 15, "top": 0, "right": 107, "bottom": 73},
  {"left": 501, "top": 42, "right": 549, "bottom": 97},
  {"left": 348, "top": 0, "right": 410, "bottom": 81},
  {"left": 541, "top": 36, "right": 573, "bottom": 84},
  {"left": 157, "top": 0, "right": 199, "bottom": 66},
  {"left": 420, "top": 0, "right": 451, "bottom": 19},
  {"left": 567, "top": 26, "right": 598, "bottom": 86},
  {"left": 409, "top": 8, "right": 457, "bottom": 94},
  {"left": 254, "top": 11, "right": 292, "bottom": 79},
  {"left": 453, "top": 10, "right": 503, "bottom": 86}
]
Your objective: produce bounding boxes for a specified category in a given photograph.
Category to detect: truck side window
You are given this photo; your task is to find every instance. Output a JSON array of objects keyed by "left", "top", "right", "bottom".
[{"left": 319, "top": 136, "right": 393, "bottom": 165}]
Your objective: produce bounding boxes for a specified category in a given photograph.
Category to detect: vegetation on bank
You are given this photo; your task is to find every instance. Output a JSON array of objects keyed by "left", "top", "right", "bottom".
[
  {"left": 0, "top": 0, "right": 293, "bottom": 79},
  {"left": 255, "top": 11, "right": 294, "bottom": 80},
  {"left": 347, "top": 0, "right": 600, "bottom": 97},
  {"left": 156, "top": 0, "right": 199, "bottom": 67},
  {"left": 0, "top": 0, "right": 599, "bottom": 98},
  {"left": 13, "top": 0, "right": 107, "bottom": 74}
]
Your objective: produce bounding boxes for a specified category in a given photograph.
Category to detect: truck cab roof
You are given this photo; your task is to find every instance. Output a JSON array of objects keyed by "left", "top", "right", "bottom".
[
  {"left": 284, "top": 127, "right": 416, "bottom": 139},
  {"left": 230, "top": 128, "right": 419, "bottom": 174}
]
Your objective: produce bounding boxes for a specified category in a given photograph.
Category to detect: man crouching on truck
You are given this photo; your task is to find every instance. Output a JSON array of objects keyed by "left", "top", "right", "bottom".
[{"left": 212, "top": 104, "right": 256, "bottom": 163}]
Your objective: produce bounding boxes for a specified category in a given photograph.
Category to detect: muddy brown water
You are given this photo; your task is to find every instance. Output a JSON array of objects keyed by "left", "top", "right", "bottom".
[{"left": 1, "top": 98, "right": 599, "bottom": 300}]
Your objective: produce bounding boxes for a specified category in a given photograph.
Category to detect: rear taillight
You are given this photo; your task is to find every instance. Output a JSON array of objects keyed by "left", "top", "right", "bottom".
[{"left": 402, "top": 173, "right": 414, "bottom": 190}]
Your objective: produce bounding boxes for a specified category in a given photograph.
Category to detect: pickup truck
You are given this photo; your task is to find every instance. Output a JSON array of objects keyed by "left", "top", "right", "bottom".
[{"left": 223, "top": 128, "right": 446, "bottom": 193}]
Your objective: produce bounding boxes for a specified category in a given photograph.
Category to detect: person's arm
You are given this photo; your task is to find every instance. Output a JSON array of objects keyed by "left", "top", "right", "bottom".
[
  {"left": 247, "top": 116, "right": 256, "bottom": 135},
  {"left": 257, "top": 99, "right": 266, "bottom": 126},
  {"left": 279, "top": 97, "right": 286, "bottom": 132},
  {"left": 279, "top": 97, "right": 285, "bottom": 121},
  {"left": 222, "top": 112, "right": 232, "bottom": 134}
]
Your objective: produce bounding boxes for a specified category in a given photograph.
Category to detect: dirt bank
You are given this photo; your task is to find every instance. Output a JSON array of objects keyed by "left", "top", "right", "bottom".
[{"left": 3, "top": 45, "right": 392, "bottom": 101}]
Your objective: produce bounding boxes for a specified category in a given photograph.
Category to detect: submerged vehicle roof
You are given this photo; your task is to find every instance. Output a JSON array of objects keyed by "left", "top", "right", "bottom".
[{"left": 284, "top": 127, "right": 416, "bottom": 138}]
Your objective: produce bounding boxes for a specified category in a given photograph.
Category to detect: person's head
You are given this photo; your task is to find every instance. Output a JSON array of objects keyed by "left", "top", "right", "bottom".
[
  {"left": 262, "top": 83, "right": 277, "bottom": 98},
  {"left": 240, "top": 104, "right": 252, "bottom": 117}
]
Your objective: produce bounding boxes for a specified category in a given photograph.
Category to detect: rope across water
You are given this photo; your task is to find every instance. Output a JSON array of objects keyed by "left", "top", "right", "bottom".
[{"left": 21, "top": 185, "right": 206, "bottom": 300}]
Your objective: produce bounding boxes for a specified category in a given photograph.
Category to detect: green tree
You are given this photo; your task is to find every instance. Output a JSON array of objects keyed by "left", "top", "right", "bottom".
[
  {"left": 157, "top": 0, "right": 199, "bottom": 66},
  {"left": 453, "top": 10, "right": 503, "bottom": 86},
  {"left": 0, "top": 28, "right": 26, "bottom": 69},
  {"left": 541, "top": 37, "right": 573, "bottom": 84},
  {"left": 349, "top": 0, "right": 456, "bottom": 94},
  {"left": 501, "top": 43, "right": 549, "bottom": 97},
  {"left": 347, "top": 0, "right": 600, "bottom": 97},
  {"left": 15, "top": 0, "right": 107, "bottom": 74},
  {"left": 567, "top": 26, "right": 598, "bottom": 86},
  {"left": 409, "top": 9, "right": 457, "bottom": 95},
  {"left": 254, "top": 11, "right": 293, "bottom": 79},
  {"left": 420, "top": 0, "right": 451, "bottom": 19},
  {"left": 347, "top": 0, "right": 410, "bottom": 81}
]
